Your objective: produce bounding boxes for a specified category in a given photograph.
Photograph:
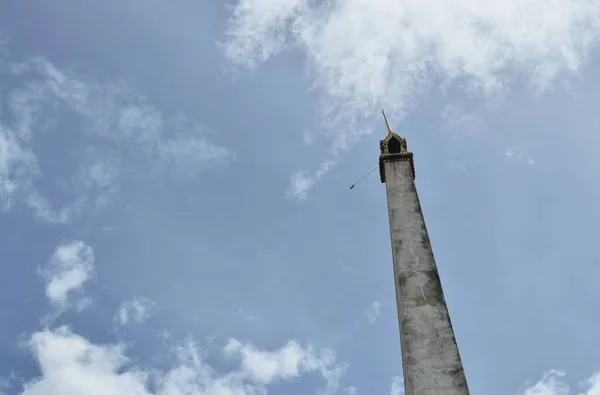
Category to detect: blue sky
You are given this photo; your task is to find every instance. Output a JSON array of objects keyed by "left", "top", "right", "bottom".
[{"left": 1, "top": 0, "right": 600, "bottom": 394}]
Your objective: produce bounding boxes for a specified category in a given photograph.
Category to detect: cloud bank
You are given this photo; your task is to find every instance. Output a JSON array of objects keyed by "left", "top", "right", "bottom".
[
  {"left": 223, "top": 0, "right": 600, "bottom": 148},
  {"left": 222, "top": 0, "right": 600, "bottom": 197},
  {"left": 20, "top": 328, "right": 342, "bottom": 395},
  {"left": 2, "top": 240, "right": 346, "bottom": 395},
  {"left": 0, "top": 56, "right": 232, "bottom": 222},
  {"left": 522, "top": 370, "right": 600, "bottom": 395}
]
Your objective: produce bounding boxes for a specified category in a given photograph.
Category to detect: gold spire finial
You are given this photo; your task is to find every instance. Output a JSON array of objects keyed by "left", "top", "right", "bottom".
[
  {"left": 378, "top": 108, "right": 415, "bottom": 181},
  {"left": 381, "top": 108, "right": 394, "bottom": 136}
]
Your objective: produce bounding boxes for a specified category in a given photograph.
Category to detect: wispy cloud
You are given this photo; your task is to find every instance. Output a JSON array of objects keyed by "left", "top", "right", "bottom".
[
  {"left": 505, "top": 147, "right": 536, "bottom": 166},
  {"left": 344, "top": 386, "right": 358, "bottom": 395},
  {"left": 222, "top": 0, "right": 600, "bottom": 198},
  {"left": 225, "top": 338, "right": 344, "bottom": 392},
  {"left": 40, "top": 240, "right": 94, "bottom": 313},
  {"left": 17, "top": 328, "right": 344, "bottom": 395},
  {"left": 4, "top": 237, "right": 347, "bottom": 395},
  {"left": 286, "top": 159, "right": 335, "bottom": 200},
  {"left": 0, "top": 375, "right": 12, "bottom": 395},
  {"left": 390, "top": 376, "right": 404, "bottom": 395},
  {"left": 0, "top": 124, "right": 37, "bottom": 211},
  {"left": 223, "top": 0, "right": 600, "bottom": 149},
  {"left": 0, "top": 55, "right": 233, "bottom": 223},
  {"left": 10, "top": 236, "right": 600, "bottom": 395},
  {"left": 385, "top": 367, "right": 600, "bottom": 394},
  {"left": 365, "top": 301, "right": 381, "bottom": 324},
  {"left": 520, "top": 370, "right": 600, "bottom": 395},
  {"left": 116, "top": 297, "right": 156, "bottom": 327}
]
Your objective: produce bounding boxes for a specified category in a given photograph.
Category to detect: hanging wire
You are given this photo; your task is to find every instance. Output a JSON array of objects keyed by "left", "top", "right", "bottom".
[{"left": 349, "top": 166, "right": 378, "bottom": 189}]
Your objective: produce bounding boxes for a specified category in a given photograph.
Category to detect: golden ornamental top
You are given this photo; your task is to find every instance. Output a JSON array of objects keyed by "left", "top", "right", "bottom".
[{"left": 380, "top": 109, "right": 408, "bottom": 156}]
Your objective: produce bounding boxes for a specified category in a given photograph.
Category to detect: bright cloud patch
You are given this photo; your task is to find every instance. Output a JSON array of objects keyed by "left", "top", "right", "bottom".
[
  {"left": 520, "top": 370, "right": 600, "bottom": 395},
  {"left": 116, "top": 298, "right": 156, "bottom": 326},
  {"left": 365, "top": 301, "right": 381, "bottom": 324},
  {"left": 41, "top": 240, "right": 94, "bottom": 311},
  {"left": 286, "top": 159, "right": 334, "bottom": 200},
  {"left": 222, "top": 0, "right": 600, "bottom": 150},
  {"left": 224, "top": 338, "right": 344, "bottom": 390},
  {"left": 21, "top": 327, "right": 149, "bottom": 395},
  {"left": 0, "top": 56, "right": 232, "bottom": 222},
  {"left": 12, "top": 240, "right": 346, "bottom": 395},
  {"left": 390, "top": 376, "right": 404, "bottom": 395},
  {"left": 17, "top": 326, "right": 343, "bottom": 395}
]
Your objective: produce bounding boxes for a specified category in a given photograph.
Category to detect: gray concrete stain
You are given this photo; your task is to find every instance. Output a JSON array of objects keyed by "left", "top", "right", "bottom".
[{"left": 384, "top": 160, "right": 470, "bottom": 395}]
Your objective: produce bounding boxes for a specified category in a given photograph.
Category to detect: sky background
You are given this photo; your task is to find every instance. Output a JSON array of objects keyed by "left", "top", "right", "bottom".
[{"left": 0, "top": 0, "right": 600, "bottom": 394}]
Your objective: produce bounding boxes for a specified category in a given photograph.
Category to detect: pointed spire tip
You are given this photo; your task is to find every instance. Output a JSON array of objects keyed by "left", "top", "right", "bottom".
[{"left": 381, "top": 108, "right": 394, "bottom": 136}]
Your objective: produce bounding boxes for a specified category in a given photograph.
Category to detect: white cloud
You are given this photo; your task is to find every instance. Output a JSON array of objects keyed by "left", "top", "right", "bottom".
[
  {"left": 41, "top": 240, "right": 94, "bottom": 311},
  {"left": 222, "top": 0, "right": 600, "bottom": 150},
  {"left": 0, "top": 123, "right": 37, "bottom": 210},
  {"left": 17, "top": 326, "right": 343, "bottom": 395},
  {"left": 505, "top": 147, "right": 535, "bottom": 165},
  {"left": 15, "top": 326, "right": 600, "bottom": 395},
  {"left": 522, "top": 371, "right": 570, "bottom": 395},
  {"left": 390, "top": 376, "right": 404, "bottom": 395},
  {"left": 224, "top": 338, "right": 343, "bottom": 391},
  {"left": 520, "top": 370, "right": 600, "bottom": 395},
  {"left": 582, "top": 373, "right": 600, "bottom": 395},
  {"left": 20, "top": 327, "right": 150, "bottom": 395},
  {"left": 222, "top": 0, "right": 305, "bottom": 71},
  {"left": 286, "top": 159, "right": 335, "bottom": 200},
  {"left": 8, "top": 224, "right": 344, "bottom": 395},
  {"left": 116, "top": 297, "right": 156, "bottom": 326},
  {"left": 25, "top": 190, "right": 84, "bottom": 224},
  {"left": 344, "top": 386, "right": 358, "bottom": 395},
  {"left": 365, "top": 301, "right": 381, "bottom": 324},
  {"left": 0, "top": 55, "right": 232, "bottom": 223},
  {"left": 287, "top": 170, "right": 315, "bottom": 200},
  {"left": 383, "top": 370, "right": 600, "bottom": 395}
]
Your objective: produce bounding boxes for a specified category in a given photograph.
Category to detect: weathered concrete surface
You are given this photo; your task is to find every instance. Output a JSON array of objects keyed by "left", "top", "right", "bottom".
[{"left": 384, "top": 160, "right": 469, "bottom": 395}]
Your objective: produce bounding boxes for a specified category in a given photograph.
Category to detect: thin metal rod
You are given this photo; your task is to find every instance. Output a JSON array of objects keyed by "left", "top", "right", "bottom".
[{"left": 349, "top": 166, "right": 378, "bottom": 189}]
